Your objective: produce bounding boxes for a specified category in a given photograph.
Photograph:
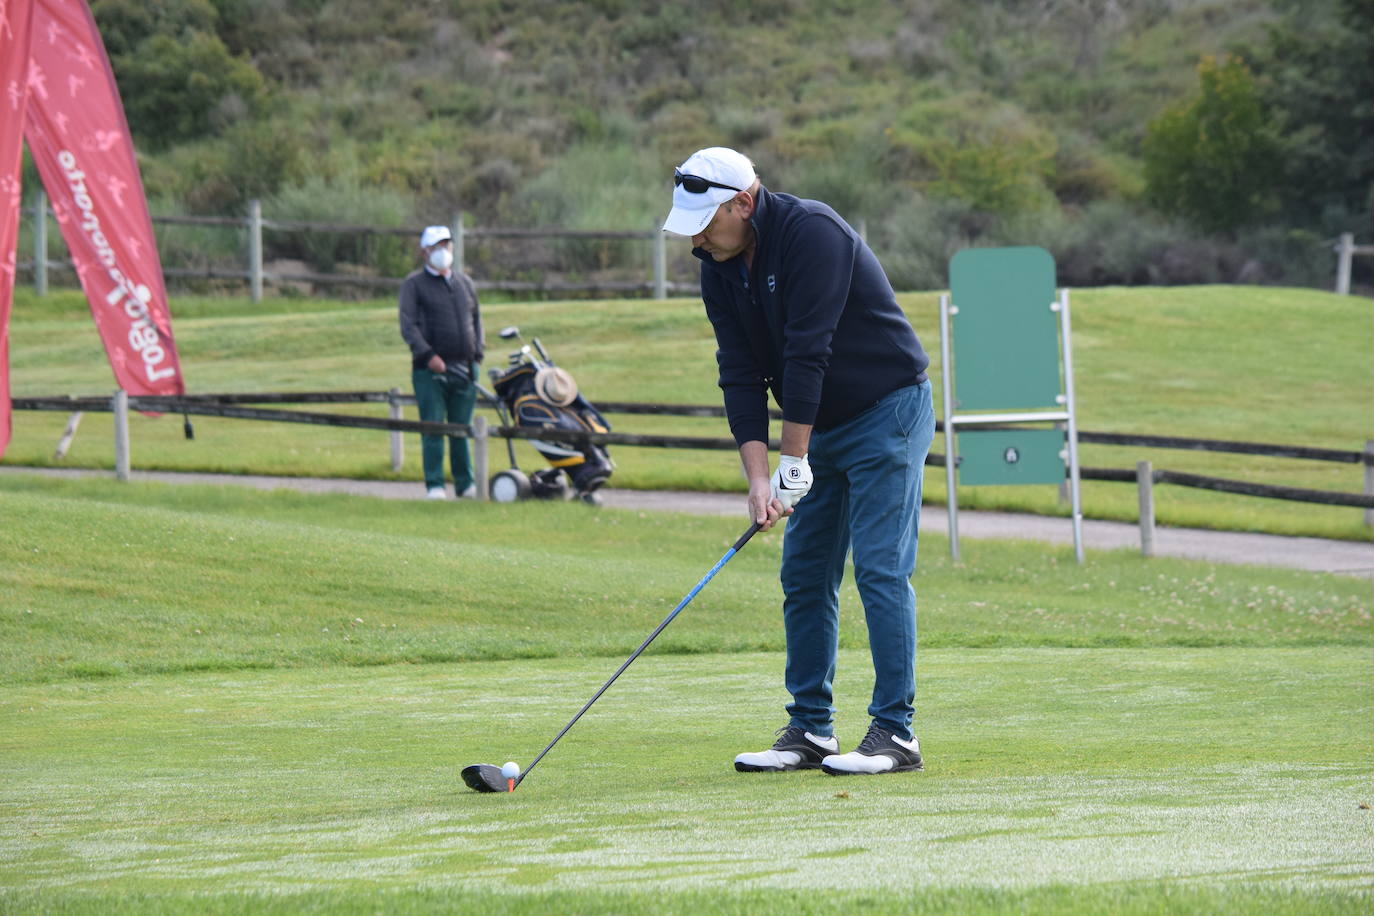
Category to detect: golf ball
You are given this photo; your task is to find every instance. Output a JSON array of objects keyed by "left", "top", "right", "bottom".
[{"left": 501, "top": 761, "right": 520, "bottom": 780}]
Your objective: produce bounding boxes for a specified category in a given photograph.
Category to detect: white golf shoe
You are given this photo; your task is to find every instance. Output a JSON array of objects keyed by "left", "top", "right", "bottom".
[
  {"left": 426, "top": 486, "right": 447, "bottom": 500},
  {"left": 734, "top": 726, "right": 839, "bottom": 772},
  {"left": 821, "top": 723, "right": 924, "bottom": 775}
]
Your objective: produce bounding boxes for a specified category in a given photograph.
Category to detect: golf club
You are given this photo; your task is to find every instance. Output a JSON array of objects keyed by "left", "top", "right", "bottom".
[{"left": 461, "top": 521, "right": 762, "bottom": 793}]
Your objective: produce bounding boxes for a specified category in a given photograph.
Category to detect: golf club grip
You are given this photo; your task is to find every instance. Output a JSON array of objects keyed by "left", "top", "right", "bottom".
[
  {"left": 733, "top": 521, "right": 762, "bottom": 551},
  {"left": 518, "top": 522, "right": 761, "bottom": 783}
]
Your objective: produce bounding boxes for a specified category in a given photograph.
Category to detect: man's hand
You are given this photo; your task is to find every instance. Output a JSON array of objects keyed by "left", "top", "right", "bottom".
[
  {"left": 770, "top": 454, "right": 813, "bottom": 511},
  {"left": 427, "top": 354, "right": 446, "bottom": 373}
]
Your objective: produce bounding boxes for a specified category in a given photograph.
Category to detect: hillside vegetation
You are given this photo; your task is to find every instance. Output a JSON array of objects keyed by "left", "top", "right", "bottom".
[{"left": 18, "top": 0, "right": 1369, "bottom": 293}]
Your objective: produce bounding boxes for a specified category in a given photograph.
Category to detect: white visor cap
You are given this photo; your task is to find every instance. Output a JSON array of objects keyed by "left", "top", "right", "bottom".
[{"left": 661, "top": 147, "right": 757, "bottom": 237}]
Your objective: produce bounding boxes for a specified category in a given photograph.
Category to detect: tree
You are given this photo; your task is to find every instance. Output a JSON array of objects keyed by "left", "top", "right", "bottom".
[
  {"left": 1247, "top": 0, "right": 1374, "bottom": 234},
  {"left": 93, "top": 0, "right": 267, "bottom": 150},
  {"left": 1142, "top": 54, "right": 1280, "bottom": 234}
]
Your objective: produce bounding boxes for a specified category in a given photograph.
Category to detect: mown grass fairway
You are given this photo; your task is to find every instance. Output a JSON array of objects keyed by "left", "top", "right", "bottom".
[
  {"left": 5, "top": 285, "right": 1373, "bottom": 540},
  {"left": 1, "top": 478, "right": 1371, "bottom": 913},
  {"left": 1, "top": 649, "right": 1371, "bottom": 913}
]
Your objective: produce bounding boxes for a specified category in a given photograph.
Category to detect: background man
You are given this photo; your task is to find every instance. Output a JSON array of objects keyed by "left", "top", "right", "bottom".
[
  {"left": 398, "top": 224, "right": 486, "bottom": 500},
  {"left": 662, "top": 147, "right": 935, "bottom": 776}
]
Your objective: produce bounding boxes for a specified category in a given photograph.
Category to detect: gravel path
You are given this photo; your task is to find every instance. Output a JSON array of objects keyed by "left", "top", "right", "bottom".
[{"left": 6, "top": 466, "right": 1372, "bottom": 579}]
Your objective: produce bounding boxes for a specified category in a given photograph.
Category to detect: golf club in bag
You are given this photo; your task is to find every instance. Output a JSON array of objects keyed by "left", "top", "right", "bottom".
[
  {"left": 461, "top": 521, "right": 762, "bottom": 793},
  {"left": 484, "top": 326, "right": 614, "bottom": 506}
]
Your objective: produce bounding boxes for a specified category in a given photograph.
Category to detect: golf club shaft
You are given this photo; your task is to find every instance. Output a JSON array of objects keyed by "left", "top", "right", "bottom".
[{"left": 518, "top": 522, "right": 762, "bottom": 784}]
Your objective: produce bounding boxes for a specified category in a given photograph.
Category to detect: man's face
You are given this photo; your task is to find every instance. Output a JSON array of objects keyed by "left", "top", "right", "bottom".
[{"left": 692, "top": 196, "right": 753, "bottom": 262}]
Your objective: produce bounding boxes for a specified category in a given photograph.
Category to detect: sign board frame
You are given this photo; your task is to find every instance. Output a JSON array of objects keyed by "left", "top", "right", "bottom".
[{"left": 940, "top": 246, "right": 1084, "bottom": 562}]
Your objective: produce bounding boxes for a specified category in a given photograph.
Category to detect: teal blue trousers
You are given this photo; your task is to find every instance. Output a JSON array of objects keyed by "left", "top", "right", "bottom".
[{"left": 411, "top": 367, "right": 477, "bottom": 492}]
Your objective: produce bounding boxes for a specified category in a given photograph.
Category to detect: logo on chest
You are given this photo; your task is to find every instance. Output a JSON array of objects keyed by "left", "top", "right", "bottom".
[{"left": 767, "top": 274, "right": 776, "bottom": 293}]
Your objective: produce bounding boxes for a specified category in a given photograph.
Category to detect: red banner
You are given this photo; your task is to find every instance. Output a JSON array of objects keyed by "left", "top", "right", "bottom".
[
  {"left": 0, "top": 0, "right": 37, "bottom": 457},
  {"left": 22, "top": 0, "right": 183, "bottom": 401}
]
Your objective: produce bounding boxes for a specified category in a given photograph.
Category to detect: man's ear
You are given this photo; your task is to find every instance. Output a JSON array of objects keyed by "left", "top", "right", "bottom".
[{"left": 733, "top": 191, "right": 756, "bottom": 219}]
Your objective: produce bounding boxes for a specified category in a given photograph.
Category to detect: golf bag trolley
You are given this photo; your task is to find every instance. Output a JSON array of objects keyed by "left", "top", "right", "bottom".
[{"left": 481, "top": 326, "right": 614, "bottom": 505}]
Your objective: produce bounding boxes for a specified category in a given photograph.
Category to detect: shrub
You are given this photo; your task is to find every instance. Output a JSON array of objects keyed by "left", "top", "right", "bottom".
[
  {"left": 266, "top": 175, "right": 416, "bottom": 277},
  {"left": 1142, "top": 54, "right": 1281, "bottom": 234},
  {"left": 111, "top": 31, "right": 267, "bottom": 150},
  {"left": 887, "top": 94, "right": 1059, "bottom": 217}
]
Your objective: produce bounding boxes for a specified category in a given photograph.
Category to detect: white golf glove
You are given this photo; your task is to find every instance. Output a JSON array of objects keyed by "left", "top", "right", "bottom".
[{"left": 770, "top": 454, "right": 813, "bottom": 510}]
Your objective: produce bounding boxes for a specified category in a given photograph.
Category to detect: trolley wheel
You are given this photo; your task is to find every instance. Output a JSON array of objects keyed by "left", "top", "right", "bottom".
[
  {"left": 489, "top": 469, "right": 531, "bottom": 503},
  {"left": 529, "top": 468, "right": 569, "bottom": 500}
]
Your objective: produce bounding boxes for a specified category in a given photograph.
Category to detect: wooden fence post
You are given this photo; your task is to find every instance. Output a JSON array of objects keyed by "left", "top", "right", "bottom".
[
  {"left": 248, "top": 198, "right": 263, "bottom": 303},
  {"left": 112, "top": 390, "right": 130, "bottom": 482},
  {"left": 33, "top": 189, "right": 48, "bottom": 296},
  {"left": 1364, "top": 439, "right": 1373, "bottom": 528},
  {"left": 653, "top": 226, "right": 667, "bottom": 299},
  {"left": 1137, "top": 460, "right": 1155, "bottom": 557},
  {"left": 452, "top": 211, "right": 465, "bottom": 276},
  {"left": 53, "top": 411, "right": 82, "bottom": 460},
  {"left": 388, "top": 387, "right": 404, "bottom": 471},
  {"left": 473, "top": 415, "right": 489, "bottom": 501},
  {"left": 1335, "top": 233, "right": 1354, "bottom": 295}
]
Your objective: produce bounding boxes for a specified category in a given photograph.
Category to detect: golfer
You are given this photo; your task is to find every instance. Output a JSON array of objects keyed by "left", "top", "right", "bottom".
[
  {"left": 662, "top": 147, "right": 934, "bottom": 775},
  {"left": 398, "top": 225, "right": 486, "bottom": 500}
]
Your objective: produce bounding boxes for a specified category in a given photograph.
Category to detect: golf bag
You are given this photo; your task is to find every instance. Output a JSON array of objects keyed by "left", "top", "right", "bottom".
[{"left": 485, "top": 328, "right": 613, "bottom": 504}]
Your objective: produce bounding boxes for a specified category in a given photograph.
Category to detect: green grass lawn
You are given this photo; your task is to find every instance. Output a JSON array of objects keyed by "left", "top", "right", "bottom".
[
  {"left": 2, "top": 649, "right": 1370, "bottom": 914},
  {"left": 1, "top": 478, "right": 1371, "bottom": 912},
  {"left": 4, "top": 285, "right": 1373, "bottom": 541}
]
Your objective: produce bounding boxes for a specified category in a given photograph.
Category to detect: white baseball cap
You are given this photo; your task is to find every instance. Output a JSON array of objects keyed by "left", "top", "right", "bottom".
[
  {"left": 661, "top": 147, "right": 757, "bottom": 237},
  {"left": 420, "top": 225, "right": 452, "bottom": 247}
]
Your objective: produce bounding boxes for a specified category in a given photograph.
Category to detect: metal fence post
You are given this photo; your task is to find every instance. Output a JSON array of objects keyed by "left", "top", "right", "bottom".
[
  {"left": 452, "top": 211, "right": 465, "bottom": 276},
  {"left": 112, "top": 390, "right": 130, "bottom": 482},
  {"left": 473, "top": 415, "right": 489, "bottom": 501},
  {"left": 652, "top": 226, "right": 667, "bottom": 299},
  {"left": 1364, "top": 439, "right": 1373, "bottom": 528},
  {"left": 389, "top": 387, "right": 404, "bottom": 471},
  {"left": 33, "top": 189, "right": 48, "bottom": 296},
  {"left": 1137, "top": 460, "right": 1155, "bottom": 557},
  {"left": 248, "top": 198, "right": 263, "bottom": 302}
]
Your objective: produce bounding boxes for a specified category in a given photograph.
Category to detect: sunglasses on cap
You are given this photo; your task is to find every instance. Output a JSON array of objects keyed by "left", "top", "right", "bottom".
[{"left": 674, "top": 170, "right": 744, "bottom": 194}]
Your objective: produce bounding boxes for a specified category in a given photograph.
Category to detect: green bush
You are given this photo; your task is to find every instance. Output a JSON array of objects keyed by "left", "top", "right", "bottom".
[
  {"left": 1143, "top": 54, "right": 1281, "bottom": 234},
  {"left": 514, "top": 141, "right": 665, "bottom": 274},
  {"left": 888, "top": 94, "right": 1059, "bottom": 217},
  {"left": 110, "top": 31, "right": 267, "bottom": 150},
  {"left": 266, "top": 175, "right": 416, "bottom": 277},
  {"left": 874, "top": 195, "right": 977, "bottom": 291}
]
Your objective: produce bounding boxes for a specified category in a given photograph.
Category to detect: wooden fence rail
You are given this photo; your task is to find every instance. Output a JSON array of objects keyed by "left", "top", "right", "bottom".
[
  {"left": 11, "top": 393, "right": 1374, "bottom": 524},
  {"left": 16, "top": 194, "right": 689, "bottom": 300},
  {"left": 18, "top": 192, "right": 1367, "bottom": 300}
]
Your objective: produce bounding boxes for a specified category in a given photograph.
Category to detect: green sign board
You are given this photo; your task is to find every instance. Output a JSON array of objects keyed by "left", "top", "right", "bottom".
[
  {"left": 957, "top": 428, "right": 1065, "bottom": 486},
  {"left": 948, "top": 246, "right": 1060, "bottom": 411}
]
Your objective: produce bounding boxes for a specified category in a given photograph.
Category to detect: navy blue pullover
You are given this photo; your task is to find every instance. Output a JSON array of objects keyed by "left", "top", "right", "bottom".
[{"left": 696, "top": 186, "right": 928, "bottom": 445}]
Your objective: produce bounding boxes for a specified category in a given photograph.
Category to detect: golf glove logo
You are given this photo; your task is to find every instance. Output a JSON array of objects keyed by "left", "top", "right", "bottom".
[{"left": 771, "top": 454, "right": 813, "bottom": 510}]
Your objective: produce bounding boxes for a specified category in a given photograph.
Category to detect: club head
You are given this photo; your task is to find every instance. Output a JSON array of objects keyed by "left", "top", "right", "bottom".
[{"left": 462, "top": 763, "right": 513, "bottom": 793}]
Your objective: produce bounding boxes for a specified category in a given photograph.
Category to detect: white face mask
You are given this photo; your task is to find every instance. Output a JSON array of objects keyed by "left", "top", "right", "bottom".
[{"left": 428, "top": 247, "right": 454, "bottom": 271}]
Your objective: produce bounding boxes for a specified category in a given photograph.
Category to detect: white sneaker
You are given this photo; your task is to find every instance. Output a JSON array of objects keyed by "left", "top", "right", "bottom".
[
  {"left": 821, "top": 724, "right": 924, "bottom": 775},
  {"left": 734, "top": 726, "right": 839, "bottom": 772},
  {"left": 458, "top": 484, "right": 477, "bottom": 499},
  {"left": 426, "top": 487, "right": 447, "bottom": 500}
]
